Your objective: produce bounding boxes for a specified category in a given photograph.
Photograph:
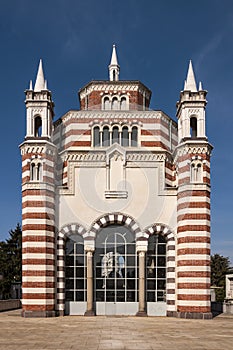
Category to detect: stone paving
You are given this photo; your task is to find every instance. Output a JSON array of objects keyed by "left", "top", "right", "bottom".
[{"left": 0, "top": 310, "right": 233, "bottom": 350}]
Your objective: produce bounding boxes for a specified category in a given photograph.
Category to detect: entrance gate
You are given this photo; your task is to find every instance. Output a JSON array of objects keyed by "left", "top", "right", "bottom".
[{"left": 94, "top": 225, "right": 138, "bottom": 315}]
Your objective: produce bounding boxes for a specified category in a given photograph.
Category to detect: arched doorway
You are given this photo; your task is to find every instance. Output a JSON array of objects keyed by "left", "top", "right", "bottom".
[
  {"left": 94, "top": 224, "right": 138, "bottom": 315},
  {"left": 147, "top": 234, "right": 167, "bottom": 316},
  {"left": 64, "top": 233, "right": 87, "bottom": 315}
]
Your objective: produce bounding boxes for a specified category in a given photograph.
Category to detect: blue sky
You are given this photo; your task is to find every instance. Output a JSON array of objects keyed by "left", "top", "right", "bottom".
[{"left": 0, "top": 0, "right": 232, "bottom": 262}]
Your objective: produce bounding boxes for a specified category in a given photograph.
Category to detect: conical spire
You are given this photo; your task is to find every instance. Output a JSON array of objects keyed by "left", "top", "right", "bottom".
[
  {"left": 110, "top": 44, "right": 119, "bottom": 66},
  {"left": 185, "top": 60, "right": 197, "bottom": 92},
  {"left": 34, "top": 59, "right": 46, "bottom": 92},
  {"left": 109, "top": 45, "right": 120, "bottom": 81}
]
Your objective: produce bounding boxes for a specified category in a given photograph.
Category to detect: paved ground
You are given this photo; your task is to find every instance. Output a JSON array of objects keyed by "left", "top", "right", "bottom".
[{"left": 0, "top": 310, "right": 233, "bottom": 350}]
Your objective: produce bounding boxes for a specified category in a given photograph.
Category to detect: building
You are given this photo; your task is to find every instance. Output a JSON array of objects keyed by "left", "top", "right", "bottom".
[{"left": 20, "top": 46, "right": 212, "bottom": 318}]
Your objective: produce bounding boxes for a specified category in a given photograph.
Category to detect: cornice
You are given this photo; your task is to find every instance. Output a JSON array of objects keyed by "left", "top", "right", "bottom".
[
  {"left": 173, "top": 139, "right": 213, "bottom": 162},
  {"left": 55, "top": 110, "right": 177, "bottom": 127}
]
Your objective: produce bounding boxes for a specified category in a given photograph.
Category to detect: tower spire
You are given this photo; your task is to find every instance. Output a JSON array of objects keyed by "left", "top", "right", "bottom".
[
  {"left": 109, "top": 44, "right": 120, "bottom": 81},
  {"left": 185, "top": 60, "right": 197, "bottom": 92},
  {"left": 34, "top": 59, "right": 46, "bottom": 91}
]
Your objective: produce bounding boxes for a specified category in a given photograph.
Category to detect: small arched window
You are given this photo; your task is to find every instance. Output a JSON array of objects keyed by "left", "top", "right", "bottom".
[
  {"left": 30, "top": 161, "right": 42, "bottom": 182},
  {"left": 31, "top": 163, "right": 36, "bottom": 181},
  {"left": 190, "top": 117, "right": 197, "bottom": 138},
  {"left": 112, "top": 97, "right": 119, "bottom": 110},
  {"left": 131, "top": 126, "right": 138, "bottom": 146},
  {"left": 102, "top": 126, "right": 110, "bottom": 146},
  {"left": 122, "top": 126, "right": 129, "bottom": 147},
  {"left": 34, "top": 116, "right": 42, "bottom": 137},
  {"left": 93, "top": 126, "right": 100, "bottom": 147},
  {"left": 191, "top": 162, "right": 202, "bottom": 183},
  {"left": 113, "top": 70, "right": 116, "bottom": 81},
  {"left": 112, "top": 126, "right": 119, "bottom": 144},
  {"left": 104, "top": 97, "right": 111, "bottom": 110},
  {"left": 120, "top": 97, "right": 127, "bottom": 110},
  {"left": 196, "top": 163, "right": 202, "bottom": 182},
  {"left": 37, "top": 163, "right": 42, "bottom": 181}
]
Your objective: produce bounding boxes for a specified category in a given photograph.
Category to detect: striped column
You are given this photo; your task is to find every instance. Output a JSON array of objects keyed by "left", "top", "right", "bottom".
[
  {"left": 21, "top": 143, "right": 56, "bottom": 317},
  {"left": 176, "top": 150, "right": 212, "bottom": 319}
]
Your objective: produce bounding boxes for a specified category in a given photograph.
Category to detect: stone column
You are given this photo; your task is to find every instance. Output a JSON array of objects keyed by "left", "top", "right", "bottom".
[
  {"left": 84, "top": 245, "right": 95, "bottom": 316},
  {"left": 136, "top": 241, "right": 147, "bottom": 316}
]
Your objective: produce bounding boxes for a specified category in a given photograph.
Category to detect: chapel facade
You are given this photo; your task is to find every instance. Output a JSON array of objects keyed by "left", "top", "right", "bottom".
[{"left": 20, "top": 46, "right": 212, "bottom": 318}]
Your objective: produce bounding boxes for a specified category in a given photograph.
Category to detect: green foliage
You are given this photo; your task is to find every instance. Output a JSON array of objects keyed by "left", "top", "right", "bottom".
[
  {"left": 0, "top": 224, "right": 22, "bottom": 299},
  {"left": 211, "top": 254, "right": 231, "bottom": 302}
]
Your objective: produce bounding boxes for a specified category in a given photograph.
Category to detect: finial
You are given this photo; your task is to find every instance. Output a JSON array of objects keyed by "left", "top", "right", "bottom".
[
  {"left": 199, "top": 81, "right": 203, "bottom": 91},
  {"left": 44, "top": 80, "right": 47, "bottom": 90},
  {"left": 29, "top": 80, "right": 33, "bottom": 90},
  {"left": 185, "top": 60, "right": 197, "bottom": 92},
  {"left": 34, "top": 59, "right": 46, "bottom": 92}
]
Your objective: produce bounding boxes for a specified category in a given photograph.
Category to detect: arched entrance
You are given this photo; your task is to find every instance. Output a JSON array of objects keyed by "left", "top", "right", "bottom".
[{"left": 94, "top": 224, "right": 138, "bottom": 315}]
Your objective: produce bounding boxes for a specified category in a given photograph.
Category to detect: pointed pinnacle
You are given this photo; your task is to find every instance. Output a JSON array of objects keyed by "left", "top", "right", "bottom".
[
  {"left": 29, "top": 80, "right": 33, "bottom": 90},
  {"left": 34, "top": 59, "right": 45, "bottom": 92},
  {"left": 199, "top": 81, "right": 203, "bottom": 91},
  {"left": 110, "top": 44, "right": 119, "bottom": 66},
  {"left": 185, "top": 60, "right": 197, "bottom": 92}
]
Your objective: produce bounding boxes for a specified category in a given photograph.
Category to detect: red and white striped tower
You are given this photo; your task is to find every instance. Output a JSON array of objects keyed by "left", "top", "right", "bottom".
[
  {"left": 20, "top": 60, "right": 56, "bottom": 317},
  {"left": 175, "top": 61, "right": 213, "bottom": 319}
]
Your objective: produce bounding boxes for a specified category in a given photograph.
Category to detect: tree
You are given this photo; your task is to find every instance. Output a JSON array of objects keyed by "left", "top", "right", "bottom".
[
  {"left": 0, "top": 224, "right": 22, "bottom": 299},
  {"left": 211, "top": 254, "right": 231, "bottom": 302}
]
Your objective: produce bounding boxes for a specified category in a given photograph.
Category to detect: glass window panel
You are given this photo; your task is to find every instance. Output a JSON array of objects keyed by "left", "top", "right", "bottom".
[
  {"left": 76, "top": 267, "right": 85, "bottom": 278},
  {"left": 75, "top": 244, "right": 84, "bottom": 255},
  {"left": 75, "top": 291, "right": 85, "bottom": 301},
  {"left": 65, "top": 279, "right": 74, "bottom": 289},
  {"left": 102, "top": 127, "right": 110, "bottom": 146},
  {"left": 65, "top": 291, "right": 74, "bottom": 301},
  {"left": 127, "top": 244, "right": 135, "bottom": 255},
  {"left": 127, "top": 291, "right": 135, "bottom": 302},
  {"left": 122, "top": 126, "right": 129, "bottom": 147},
  {"left": 147, "top": 279, "right": 156, "bottom": 290},
  {"left": 96, "top": 291, "right": 104, "bottom": 301},
  {"left": 75, "top": 278, "right": 84, "bottom": 289},
  {"left": 112, "top": 98, "right": 118, "bottom": 110},
  {"left": 93, "top": 126, "right": 100, "bottom": 147},
  {"left": 157, "top": 257, "right": 166, "bottom": 267},
  {"left": 106, "top": 279, "right": 115, "bottom": 289},
  {"left": 65, "top": 267, "right": 74, "bottom": 278},
  {"left": 75, "top": 256, "right": 84, "bottom": 266},
  {"left": 147, "top": 234, "right": 167, "bottom": 302},
  {"left": 157, "top": 279, "right": 166, "bottom": 290},
  {"left": 96, "top": 278, "right": 104, "bottom": 289},
  {"left": 65, "top": 256, "right": 74, "bottom": 266},
  {"left": 106, "top": 292, "right": 115, "bottom": 302},
  {"left": 147, "top": 291, "right": 155, "bottom": 302},
  {"left": 157, "top": 268, "right": 166, "bottom": 278},
  {"left": 131, "top": 127, "right": 138, "bottom": 146},
  {"left": 117, "top": 291, "right": 125, "bottom": 302},
  {"left": 112, "top": 127, "right": 119, "bottom": 144},
  {"left": 158, "top": 244, "right": 166, "bottom": 255},
  {"left": 120, "top": 98, "right": 127, "bottom": 110}
]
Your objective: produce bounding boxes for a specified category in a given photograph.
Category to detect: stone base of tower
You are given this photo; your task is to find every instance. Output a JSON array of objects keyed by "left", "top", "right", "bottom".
[
  {"left": 167, "top": 311, "right": 212, "bottom": 319},
  {"left": 22, "top": 310, "right": 56, "bottom": 318},
  {"left": 21, "top": 305, "right": 56, "bottom": 318}
]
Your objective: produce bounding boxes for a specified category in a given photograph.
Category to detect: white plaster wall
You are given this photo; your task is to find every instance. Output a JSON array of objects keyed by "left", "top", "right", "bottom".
[{"left": 58, "top": 163, "right": 177, "bottom": 233}]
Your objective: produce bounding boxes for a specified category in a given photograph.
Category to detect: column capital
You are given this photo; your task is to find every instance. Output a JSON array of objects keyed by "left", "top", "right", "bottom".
[
  {"left": 136, "top": 240, "right": 148, "bottom": 253},
  {"left": 84, "top": 240, "right": 95, "bottom": 253}
]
